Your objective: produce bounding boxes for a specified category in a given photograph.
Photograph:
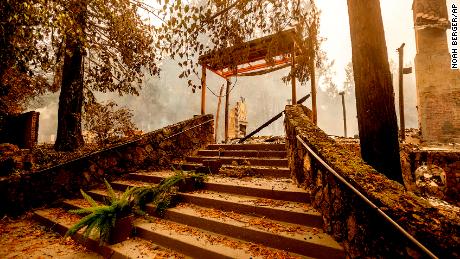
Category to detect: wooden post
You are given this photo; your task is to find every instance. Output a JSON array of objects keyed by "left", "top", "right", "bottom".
[
  {"left": 291, "top": 44, "right": 297, "bottom": 105},
  {"left": 339, "top": 91, "right": 347, "bottom": 137},
  {"left": 309, "top": 27, "right": 317, "bottom": 125},
  {"left": 215, "top": 85, "right": 224, "bottom": 143},
  {"left": 201, "top": 65, "right": 206, "bottom": 115},
  {"left": 224, "top": 79, "right": 230, "bottom": 143},
  {"left": 311, "top": 58, "right": 317, "bottom": 124},
  {"left": 397, "top": 43, "right": 405, "bottom": 140}
]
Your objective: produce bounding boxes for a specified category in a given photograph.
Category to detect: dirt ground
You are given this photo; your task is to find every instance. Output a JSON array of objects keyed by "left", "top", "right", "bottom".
[{"left": 0, "top": 213, "right": 101, "bottom": 259}]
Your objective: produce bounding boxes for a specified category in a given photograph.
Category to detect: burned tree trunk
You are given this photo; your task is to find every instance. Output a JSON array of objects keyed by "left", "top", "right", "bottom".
[
  {"left": 54, "top": 2, "right": 86, "bottom": 151},
  {"left": 347, "top": 0, "right": 403, "bottom": 183},
  {"left": 54, "top": 39, "right": 85, "bottom": 151}
]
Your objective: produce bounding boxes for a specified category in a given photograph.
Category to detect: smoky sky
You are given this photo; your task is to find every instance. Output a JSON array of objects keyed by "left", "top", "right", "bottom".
[{"left": 33, "top": 1, "right": 458, "bottom": 143}]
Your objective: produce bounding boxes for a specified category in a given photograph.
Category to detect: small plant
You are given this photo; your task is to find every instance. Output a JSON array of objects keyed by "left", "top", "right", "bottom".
[
  {"left": 66, "top": 170, "right": 207, "bottom": 244},
  {"left": 66, "top": 179, "right": 133, "bottom": 244},
  {"left": 130, "top": 169, "right": 207, "bottom": 215}
]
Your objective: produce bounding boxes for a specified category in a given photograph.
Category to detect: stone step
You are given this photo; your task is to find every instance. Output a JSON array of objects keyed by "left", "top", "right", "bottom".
[
  {"left": 107, "top": 180, "right": 321, "bottom": 228},
  {"left": 172, "top": 162, "right": 204, "bottom": 171},
  {"left": 197, "top": 149, "right": 287, "bottom": 158},
  {"left": 110, "top": 180, "right": 156, "bottom": 193},
  {"left": 86, "top": 189, "right": 121, "bottom": 203},
  {"left": 134, "top": 218, "right": 302, "bottom": 259},
  {"left": 110, "top": 237, "right": 186, "bottom": 259},
  {"left": 173, "top": 162, "right": 290, "bottom": 178},
  {"left": 178, "top": 191, "right": 322, "bottom": 228},
  {"left": 154, "top": 204, "right": 344, "bottom": 259},
  {"left": 206, "top": 143, "right": 286, "bottom": 151},
  {"left": 33, "top": 208, "right": 183, "bottom": 258},
  {"left": 128, "top": 171, "right": 310, "bottom": 203},
  {"left": 186, "top": 156, "right": 288, "bottom": 167},
  {"left": 62, "top": 198, "right": 94, "bottom": 210},
  {"left": 53, "top": 174, "right": 344, "bottom": 259},
  {"left": 60, "top": 201, "right": 304, "bottom": 258}
]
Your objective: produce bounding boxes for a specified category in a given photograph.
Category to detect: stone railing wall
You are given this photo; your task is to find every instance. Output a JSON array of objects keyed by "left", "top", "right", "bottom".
[
  {"left": 284, "top": 105, "right": 459, "bottom": 258},
  {"left": 0, "top": 115, "right": 214, "bottom": 216}
]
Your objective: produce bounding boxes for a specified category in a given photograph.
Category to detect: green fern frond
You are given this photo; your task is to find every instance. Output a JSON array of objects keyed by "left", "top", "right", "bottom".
[
  {"left": 154, "top": 191, "right": 174, "bottom": 216},
  {"left": 82, "top": 214, "right": 101, "bottom": 239},
  {"left": 157, "top": 173, "right": 183, "bottom": 192},
  {"left": 69, "top": 205, "right": 109, "bottom": 215},
  {"left": 103, "top": 178, "right": 117, "bottom": 202},
  {"left": 80, "top": 189, "right": 98, "bottom": 207},
  {"left": 187, "top": 172, "right": 207, "bottom": 188},
  {"left": 68, "top": 208, "right": 93, "bottom": 215},
  {"left": 129, "top": 185, "right": 159, "bottom": 212},
  {"left": 111, "top": 214, "right": 117, "bottom": 227},
  {"left": 120, "top": 186, "right": 134, "bottom": 201},
  {"left": 66, "top": 212, "right": 98, "bottom": 237},
  {"left": 129, "top": 170, "right": 207, "bottom": 215},
  {"left": 97, "top": 214, "right": 113, "bottom": 244},
  {"left": 99, "top": 222, "right": 111, "bottom": 244}
]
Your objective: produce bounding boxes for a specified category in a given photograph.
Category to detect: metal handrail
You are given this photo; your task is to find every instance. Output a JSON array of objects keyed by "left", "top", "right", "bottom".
[
  {"left": 238, "top": 94, "right": 311, "bottom": 143},
  {"left": 34, "top": 118, "right": 214, "bottom": 174},
  {"left": 295, "top": 135, "right": 438, "bottom": 259}
]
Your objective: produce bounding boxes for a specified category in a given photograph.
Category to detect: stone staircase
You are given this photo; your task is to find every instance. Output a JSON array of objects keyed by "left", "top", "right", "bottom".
[
  {"left": 176, "top": 143, "right": 290, "bottom": 178},
  {"left": 33, "top": 143, "right": 345, "bottom": 258}
]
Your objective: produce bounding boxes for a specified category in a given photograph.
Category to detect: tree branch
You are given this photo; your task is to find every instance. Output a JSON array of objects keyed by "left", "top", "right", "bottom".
[{"left": 206, "top": 0, "right": 248, "bottom": 22}]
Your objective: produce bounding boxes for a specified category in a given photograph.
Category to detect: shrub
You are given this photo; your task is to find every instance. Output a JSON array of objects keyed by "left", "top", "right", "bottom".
[{"left": 83, "top": 100, "right": 137, "bottom": 146}]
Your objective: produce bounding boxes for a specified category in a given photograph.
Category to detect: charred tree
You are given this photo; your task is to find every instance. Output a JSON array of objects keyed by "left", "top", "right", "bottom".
[
  {"left": 347, "top": 0, "right": 403, "bottom": 183},
  {"left": 54, "top": 2, "right": 86, "bottom": 151},
  {"left": 53, "top": 0, "right": 159, "bottom": 151},
  {"left": 54, "top": 39, "right": 85, "bottom": 151}
]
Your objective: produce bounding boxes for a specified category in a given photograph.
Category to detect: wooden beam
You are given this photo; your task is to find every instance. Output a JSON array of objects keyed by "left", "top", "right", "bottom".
[
  {"left": 215, "top": 85, "right": 224, "bottom": 143},
  {"left": 224, "top": 79, "right": 231, "bottom": 143},
  {"left": 311, "top": 64, "right": 317, "bottom": 124},
  {"left": 309, "top": 37, "right": 317, "bottom": 124},
  {"left": 201, "top": 65, "right": 207, "bottom": 115},
  {"left": 291, "top": 44, "right": 296, "bottom": 105},
  {"left": 339, "top": 91, "right": 347, "bottom": 137},
  {"left": 397, "top": 43, "right": 405, "bottom": 140},
  {"left": 222, "top": 57, "right": 291, "bottom": 78},
  {"left": 199, "top": 28, "right": 296, "bottom": 70},
  {"left": 207, "top": 66, "right": 227, "bottom": 79}
]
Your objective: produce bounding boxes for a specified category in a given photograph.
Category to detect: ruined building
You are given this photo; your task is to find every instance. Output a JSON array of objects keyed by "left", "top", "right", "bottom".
[
  {"left": 0, "top": 111, "right": 39, "bottom": 149},
  {"left": 413, "top": 0, "right": 460, "bottom": 145},
  {"left": 228, "top": 98, "right": 248, "bottom": 139}
]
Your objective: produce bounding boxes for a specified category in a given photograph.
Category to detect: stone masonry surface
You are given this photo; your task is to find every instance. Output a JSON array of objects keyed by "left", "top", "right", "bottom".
[
  {"left": 413, "top": 1, "right": 460, "bottom": 144},
  {"left": 284, "top": 105, "right": 459, "bottom": 258},
  {"left": 0, "top": 115, "right": 214, "bottom": 216}
]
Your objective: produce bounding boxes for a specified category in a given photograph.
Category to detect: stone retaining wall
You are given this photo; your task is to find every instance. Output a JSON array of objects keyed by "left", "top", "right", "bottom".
[
  {"left": 335, "top": 138, "right": 459, "bottom": 204},
  {"left": 284, "top": 105, "right": 459, "bottom": 258},
  {"left": 0, "top": 115, "right": 214, "bottom": 216}
]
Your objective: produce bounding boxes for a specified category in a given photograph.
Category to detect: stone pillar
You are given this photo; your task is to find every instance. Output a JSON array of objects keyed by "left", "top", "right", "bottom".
[{"left": 413, "top": 0, "right": 460, "bottom": 145}]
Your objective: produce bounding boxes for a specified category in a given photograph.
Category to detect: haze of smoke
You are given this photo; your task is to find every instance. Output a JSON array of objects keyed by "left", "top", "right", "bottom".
[{"left": 32, "top": 58, "right": 419, "bottom": 143}]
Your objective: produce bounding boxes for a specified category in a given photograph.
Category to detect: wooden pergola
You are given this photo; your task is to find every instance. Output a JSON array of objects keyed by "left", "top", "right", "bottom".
[{"left": 198, "top": 28, "right": 315, "bottom": 142}]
